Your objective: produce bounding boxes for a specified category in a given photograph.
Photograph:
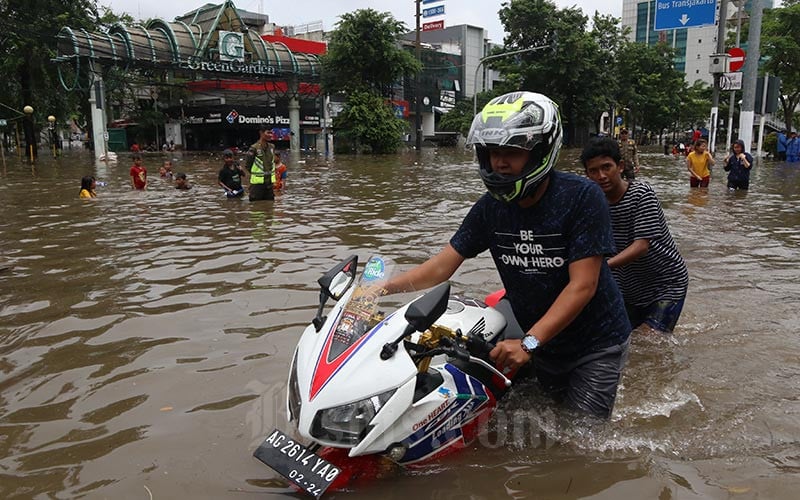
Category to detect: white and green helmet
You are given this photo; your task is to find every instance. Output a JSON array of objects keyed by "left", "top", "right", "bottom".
[{"left": 466, "top": 91, "right": 563, "bottom": 203}]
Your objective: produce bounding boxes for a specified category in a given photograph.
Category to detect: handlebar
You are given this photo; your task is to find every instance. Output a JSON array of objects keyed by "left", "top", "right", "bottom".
[
  {"left": 466, "top": 356, "right": 512, "bottom": 387},
  {"left": 464, "top": 332, "right": 494, "bottom": 359},
  {"left": 410, "top": 334, "right": 512, "bottom": 388}
]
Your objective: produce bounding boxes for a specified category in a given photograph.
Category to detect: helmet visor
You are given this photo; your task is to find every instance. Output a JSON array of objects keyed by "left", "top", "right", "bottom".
[{"left": 467, "top": 101, "right": 545, "bottom": 150}]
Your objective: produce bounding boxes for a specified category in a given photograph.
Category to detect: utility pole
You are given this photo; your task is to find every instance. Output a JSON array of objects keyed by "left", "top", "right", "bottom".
[
  {"left": 740, "top": 0, "right": 764, "bottom": 153},
  {"left": 757, "top": 71, "right": 770, "bottom": 156},
  {"left": 726, "top": 0, "right": 744, "bottom": 149},
  {"left": 709, "top": 0, "right": 728, "bottom": 154},
  {"left": 414, "top": 0, "right": 422, "bottom": 151}
]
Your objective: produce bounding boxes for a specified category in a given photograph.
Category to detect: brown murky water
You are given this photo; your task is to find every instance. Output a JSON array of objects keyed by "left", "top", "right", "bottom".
[{"left": 1, "top": 145, "right": 799, "bottom": 499}]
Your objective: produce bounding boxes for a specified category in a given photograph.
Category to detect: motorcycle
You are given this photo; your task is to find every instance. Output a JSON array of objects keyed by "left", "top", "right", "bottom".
[{"left": 253, "top": 255, "right": 520, "bottom": 497}]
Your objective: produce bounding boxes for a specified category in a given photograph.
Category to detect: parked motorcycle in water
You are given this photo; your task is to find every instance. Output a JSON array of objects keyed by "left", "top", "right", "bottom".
[{"left": 253, "top": 255, "right": 519, "bottom": 497}]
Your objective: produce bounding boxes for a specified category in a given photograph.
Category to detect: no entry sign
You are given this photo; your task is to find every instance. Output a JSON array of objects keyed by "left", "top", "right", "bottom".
[{"left": 727, "top": 47, "right": 745, "bottom": 72}]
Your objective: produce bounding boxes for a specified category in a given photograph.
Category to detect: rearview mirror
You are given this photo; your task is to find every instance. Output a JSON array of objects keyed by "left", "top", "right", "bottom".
[
  {"left": 404, "top": 282, "right": 450, "bottom": 332},
  {"left": 381, "top": 282, "right": 451, "bottom": 360},
  {"left": 318, "top": 255, "right": 358, "bottom": 300}
]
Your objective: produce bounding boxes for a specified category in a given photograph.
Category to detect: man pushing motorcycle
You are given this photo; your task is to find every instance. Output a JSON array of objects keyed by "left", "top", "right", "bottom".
[{"left": 381, "top": 91, "right": 631, "bottom": 419}]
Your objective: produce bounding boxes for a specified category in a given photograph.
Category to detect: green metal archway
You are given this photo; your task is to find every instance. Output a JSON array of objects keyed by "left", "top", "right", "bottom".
[
  {"left": 53, "top": 1, "right": 325, "bottom": 157},
  {"left": 54, "top": 1, "right": 321, "bottom": 93}
]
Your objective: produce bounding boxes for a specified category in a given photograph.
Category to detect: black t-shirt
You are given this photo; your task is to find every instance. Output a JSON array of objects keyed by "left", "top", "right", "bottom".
[
  {"left": 218, "top": 164, "right": 244, "bottom": 190},
  {"left": 450, "top": 171, "right": 631, "bottom": 360}
]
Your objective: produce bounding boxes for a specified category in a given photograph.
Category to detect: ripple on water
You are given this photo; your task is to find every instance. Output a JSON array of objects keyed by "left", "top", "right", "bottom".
[{"left": 1, "top": 149, "right": 799, "bottom": 498}]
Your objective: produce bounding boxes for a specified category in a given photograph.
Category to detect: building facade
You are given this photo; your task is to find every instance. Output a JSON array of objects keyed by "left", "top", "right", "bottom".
[
  {"left": 621, "top": 0, "right": 773, "bottom": 86},
  {"left": 55, "top": 1, "right": 326, "bottom": 156},
  {"left": 400, "top": 24, "right": 500, "bottom": 142}
]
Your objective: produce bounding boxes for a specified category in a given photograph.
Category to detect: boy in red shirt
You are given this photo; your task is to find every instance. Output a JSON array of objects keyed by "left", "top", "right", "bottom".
[{"left": 130, "top": 154, "right": 147, "bottom": 189}]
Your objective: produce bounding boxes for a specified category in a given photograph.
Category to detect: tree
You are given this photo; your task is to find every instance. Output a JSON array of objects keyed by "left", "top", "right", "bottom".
[
  {"left": 438, "top": 90, "right": 502, "bottom": 137},
  {"left": 588, "top": 11, "right": 629, "bottom": 135},
  {"left": 615, "top": 41, "right": 687, "bottom": 137},
  {"left": 98, "top": 5, "right": 135, "bottom": 27},
  {"left": 762, "top": 3, "right": 800, "bottom": 132},
  {"left": 496, "top": 0, "right": 618, "bottom": 144},
  {"left": 0, "top": 0, "right": 99, "bottom": 125},
  {"left": 333, "top": 90, "right": 407, "bottom": 153},
  {"left": 322, "top": 9, "right": 419, "bottom": 153},
  {"left": 321, "top": 9, "right": 420, "bottom": 97},
  {"left": 676, "top": 80, "right": 713, "bottom": 136}
]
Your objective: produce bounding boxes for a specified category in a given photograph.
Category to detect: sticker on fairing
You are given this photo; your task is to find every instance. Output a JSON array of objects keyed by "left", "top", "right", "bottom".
[{"left": 362, "top": 257, "right": 385, "bottom": 281}]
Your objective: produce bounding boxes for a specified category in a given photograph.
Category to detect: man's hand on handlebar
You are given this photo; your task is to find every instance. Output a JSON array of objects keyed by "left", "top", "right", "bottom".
[{"left": 489, "top": 339, "right": 532, "bottom": 371}]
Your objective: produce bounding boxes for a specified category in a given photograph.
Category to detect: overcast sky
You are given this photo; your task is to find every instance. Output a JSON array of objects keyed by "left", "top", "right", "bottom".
[{"left": 100, "top": 0, "right": 626, "bottom": 44}]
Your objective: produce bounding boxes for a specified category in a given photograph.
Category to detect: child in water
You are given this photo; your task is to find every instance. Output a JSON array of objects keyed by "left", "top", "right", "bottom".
[
  {"left": 79, "top": 176, "right": 97, "bottom": 198},
  {"left": 160, "top": 159, "right": 174, "bottom": 178},
  {"left": 130, "top": 154, "right": 147, "bottom": 190},
  {"left": 174, "top": 172, "right": 191, "bottom": 190},
  {"left": 273, "top": 152, "right": 287, "bottom": 191}
]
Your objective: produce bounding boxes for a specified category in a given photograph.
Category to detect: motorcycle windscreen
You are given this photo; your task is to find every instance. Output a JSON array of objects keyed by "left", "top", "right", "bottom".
[{"left": 328, "top": 256, "right": 392, "bottom": 360}]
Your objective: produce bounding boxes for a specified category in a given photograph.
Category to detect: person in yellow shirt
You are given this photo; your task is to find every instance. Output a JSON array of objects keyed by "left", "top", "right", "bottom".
[
  {"left": 686, "top": 139, "right": 714, "bottom": 187},
  {"left": 79, "top": 176, "right": 97, "bottom": 198}
]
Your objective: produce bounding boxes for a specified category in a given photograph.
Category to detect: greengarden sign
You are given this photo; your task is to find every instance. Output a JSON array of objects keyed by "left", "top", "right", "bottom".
[
  {"left": 219, "top": 31, "right": 245, "bottom": 62},
  {"left": 178, "top": 58, "right": 278, "bottom": 76}
]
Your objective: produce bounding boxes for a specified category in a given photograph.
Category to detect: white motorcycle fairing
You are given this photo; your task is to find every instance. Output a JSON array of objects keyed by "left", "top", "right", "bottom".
[
  {"left": 292, "top": 293, "right": 418, "bottom": 451},
  {"left": 258, "top": 255, "right": 513, "bottom": 496}
]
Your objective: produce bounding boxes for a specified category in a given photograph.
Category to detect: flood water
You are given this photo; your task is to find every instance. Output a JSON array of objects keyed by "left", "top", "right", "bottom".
[{"left": 1, "top": 145, "right": 799, "bottom": 499}]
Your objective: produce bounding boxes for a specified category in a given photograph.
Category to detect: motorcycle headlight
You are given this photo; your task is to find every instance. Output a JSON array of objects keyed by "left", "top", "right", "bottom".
[
  {"left": 287, "top": 351, "right": 301, "bottom": 422},
  {"left": 310, "top": 389, "right": 396, "bottom": 445}
]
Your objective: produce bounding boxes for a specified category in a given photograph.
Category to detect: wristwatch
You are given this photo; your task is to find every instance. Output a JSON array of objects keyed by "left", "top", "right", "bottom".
[{"left": 520, "top": 335, "right": 540, "bottom": 354}]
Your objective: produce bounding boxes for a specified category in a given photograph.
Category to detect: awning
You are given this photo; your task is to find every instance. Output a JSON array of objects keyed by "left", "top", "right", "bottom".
[{"left": 54, "top": 1, "right": 322, "bottom": 89}]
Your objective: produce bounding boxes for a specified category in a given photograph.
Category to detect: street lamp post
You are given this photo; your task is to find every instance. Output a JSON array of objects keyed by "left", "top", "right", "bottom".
[
  {"left": 22, "top": 105, "right": 35, "bottom": 163},
  {"left": 726, "top": 0, "right": 745, "bottom": 149},
  {"left": 473, "top": 45, "right": 552, "bottom": 118},
  {"left": 47, "top": 115, "right": 57, "bottom": 158},
  {"left": 415, "top": 0, "right": 422, "bottom": 151},
  {"left": 709, "top": 0, "right": 728, "bottom": 154}
]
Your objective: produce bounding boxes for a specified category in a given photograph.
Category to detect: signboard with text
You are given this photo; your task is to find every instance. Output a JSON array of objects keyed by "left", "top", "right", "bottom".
[
  {"left": 439, "top": 90, "right": 456, "bottom": 109},
  {"left": 423, "top": 5, "right": 445, "bottom": 17},
  {"left": 721, "top": 72, "right": 742, "bottom": 91},
  {"left": 423, "top": 20, "right": 444, "bottom": 32},
  {"left": 218, "top": 31, "right": 245, "bottom": 62},
  {"left": 654, "top": 0, "right": 717, "bottom": 31},
  {"left": 180, "top": 106, "right": 320, "bottom": 128}
]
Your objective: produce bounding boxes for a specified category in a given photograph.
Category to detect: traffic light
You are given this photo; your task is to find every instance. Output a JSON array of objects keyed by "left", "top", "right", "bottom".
[{"left": 755, "top": 76, "right": 781, "bottom": 114}]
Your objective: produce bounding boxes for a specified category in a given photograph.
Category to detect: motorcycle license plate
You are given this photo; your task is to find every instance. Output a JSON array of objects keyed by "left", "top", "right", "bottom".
[{"left": 253, "top": 429, "right": 340, "bottom": 498}]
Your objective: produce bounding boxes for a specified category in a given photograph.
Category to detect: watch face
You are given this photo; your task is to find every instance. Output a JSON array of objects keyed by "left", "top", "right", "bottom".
[{"left": 522, "top": 335, "right": 539, "bottom": 352}]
